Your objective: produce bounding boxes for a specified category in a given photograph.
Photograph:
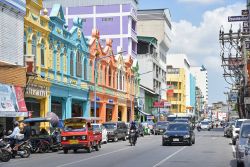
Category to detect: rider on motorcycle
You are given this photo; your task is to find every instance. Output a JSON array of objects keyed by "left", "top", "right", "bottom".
[
  {"left": 5, "top": 121, "right": 20, "bottom": 148},
  {"left": 130, "top": 121, "right": 138, "bottom": 143}
]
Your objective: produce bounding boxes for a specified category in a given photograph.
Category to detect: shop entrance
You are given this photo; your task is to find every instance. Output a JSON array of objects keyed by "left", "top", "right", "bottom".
[
  {"left": 51, "top": 97, "right": 62, "bottom": 119},
  {"left": 25, "top": 98, "right": 40, "bottom": 118},
  {"left": 90, "top": 102, "right": 100, "bottom": 117},
  {"left": 72, "top": 103, "right": 82, "bottom": 117},
  {"left": 106, "top": 104, "right": 114, "bottom": 122}
]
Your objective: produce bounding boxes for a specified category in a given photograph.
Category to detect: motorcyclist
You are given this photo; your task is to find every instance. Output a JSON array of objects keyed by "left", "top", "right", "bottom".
[
  {"left": 5, "top": 121, "right": 20, "bottom": 148},
  {"left": 130, "top": 121, "right": 138, "bottom": 143}
]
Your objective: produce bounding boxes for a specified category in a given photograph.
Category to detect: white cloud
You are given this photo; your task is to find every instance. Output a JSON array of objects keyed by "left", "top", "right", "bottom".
[
  {"left": 169, "top": 3, "right": 245, "bottom": 103},
  {"left": 178, "top": 0, "right": 223, "bottom": 4}
]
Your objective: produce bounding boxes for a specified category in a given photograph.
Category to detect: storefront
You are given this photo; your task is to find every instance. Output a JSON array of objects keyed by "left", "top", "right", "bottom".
[{"left": 50, "top": 84, "right": 89, "bottom": 120}]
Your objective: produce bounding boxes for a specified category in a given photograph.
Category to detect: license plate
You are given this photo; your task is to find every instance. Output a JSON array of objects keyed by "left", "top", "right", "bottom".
[
  {"left": 69, "top": 140, "right": 79, "bottom": 144},
  {"left": 160, "top": 130, "right": 163, "bottom": 132},
  {"left": 173, "top": 138, "right": 179, "bottom": 142}
]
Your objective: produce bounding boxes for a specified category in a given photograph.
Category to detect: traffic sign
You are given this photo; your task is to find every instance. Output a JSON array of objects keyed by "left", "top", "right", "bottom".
[
  {"left": 228, "top": 16, "right": 248, "bottom": 22},
  {"left": 245, "top": 41, "right": 250, "bottom": 50},
  {"left": 243, "top": 28, "right": 250, "bottom": 34},
  {"left": 242, "top": 9, "right": 249, "bottom": 16},
  {"left": 243, "top": 22, "right": 249, "bottom": 28}
]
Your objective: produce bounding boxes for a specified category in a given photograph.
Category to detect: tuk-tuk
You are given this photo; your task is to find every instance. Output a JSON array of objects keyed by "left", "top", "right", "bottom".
[
  {"left": 61, "top": 117, "right": 102, "bottom": 154},
  {"left": 23, "top": 117, "right": 61, "bottom": 153}
]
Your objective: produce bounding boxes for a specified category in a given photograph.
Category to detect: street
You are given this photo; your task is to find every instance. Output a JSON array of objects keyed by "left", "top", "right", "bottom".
[{"left": 0, "top": 128, "right": 236, "bottom": 167}]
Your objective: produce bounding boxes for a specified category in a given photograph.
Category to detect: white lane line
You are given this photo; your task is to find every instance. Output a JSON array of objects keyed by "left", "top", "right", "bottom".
[
  {"left": 56, "top": 147, "right": 131, "bottom": 167},
  {"left": 152, "top": 146, "right": 187, "bottom": 167}
]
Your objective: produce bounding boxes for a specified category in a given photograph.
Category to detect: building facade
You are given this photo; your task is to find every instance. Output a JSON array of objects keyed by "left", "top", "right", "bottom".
[
  {"left": 190, "top": 66, "right": 208, "bottom": 111},
  {"left": 43, "top": 0, "right": 138, "bottom": 58},
  {"left": 24, "top": 0, "right": 51, "bottom": 129},
  {"left": 166, "top": 67, "right": 186, "bottom": 113},
  {"left": 0, "top": 0, "right": 27, "bottom": 129},
  {"left": 137, "top": 9, "right": 172, "bottom": 100},
  {"left": 89, "top": 29, "right": 136, "bottom": 123},
  {"left": 190, "top": 73, "right": 196, "bottom": 113},
  {"left": 167, "top": 53, "right": 192, "bottom": 113},
  {"left": 48, "top": 4, "right": 90, "bottom": 120}
]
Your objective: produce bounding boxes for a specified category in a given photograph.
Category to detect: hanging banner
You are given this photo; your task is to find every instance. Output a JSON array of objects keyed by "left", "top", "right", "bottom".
[{"left": 0, "top": 83, "right": 28, "bottom": 117}]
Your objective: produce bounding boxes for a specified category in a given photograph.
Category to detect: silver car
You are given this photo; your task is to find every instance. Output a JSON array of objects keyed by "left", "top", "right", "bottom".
[
  {"left": 235, "top": 121, "right": 250, "bottom": 166},
  {"left": 244, "top": 135, "right": 250, "bottom": 167}
]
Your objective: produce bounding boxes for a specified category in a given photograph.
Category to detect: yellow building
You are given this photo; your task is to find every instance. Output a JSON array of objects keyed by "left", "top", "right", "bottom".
[
  {"left": 24, "top": 0, "right": 51, "bottom": 128},
  {"left": 166, "top": 67, "right": 186, "bottom": 113}
]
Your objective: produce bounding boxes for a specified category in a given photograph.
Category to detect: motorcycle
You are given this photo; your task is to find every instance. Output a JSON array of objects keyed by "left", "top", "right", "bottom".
[
  {"left": 197, "top": 125, "right": 201, "bottom": 132},
  {"left": 4, "top": 138, "right": 31, "bottom": 158},
  {"left": 129, "top": 129, "right": 137, "bottom": 146},
  {"left": 0, "top": 139, "right": 11, "bottom": 162}
]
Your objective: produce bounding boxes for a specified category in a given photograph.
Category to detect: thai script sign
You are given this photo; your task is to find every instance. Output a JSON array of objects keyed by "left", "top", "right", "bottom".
[{"left": 26, "top": 84, "right": 48, "bottom": 97}]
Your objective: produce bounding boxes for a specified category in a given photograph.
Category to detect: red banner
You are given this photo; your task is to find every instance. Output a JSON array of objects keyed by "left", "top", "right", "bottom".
[
  {"left": 14, "top": 86, "right": 28, "bottom": 112},
  {"left": 167, "top": 89, "right": 174, "bottom": 97}
]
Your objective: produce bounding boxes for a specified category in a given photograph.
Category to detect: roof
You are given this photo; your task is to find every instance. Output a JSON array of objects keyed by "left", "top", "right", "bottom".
[{"left": 138, "top": 36, "right": 157, "bottom": 46}]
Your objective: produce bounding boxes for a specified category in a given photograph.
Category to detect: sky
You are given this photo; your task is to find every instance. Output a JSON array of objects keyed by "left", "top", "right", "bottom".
[{"left": 139, "top": 0, "right": 246, "bottom": 105}]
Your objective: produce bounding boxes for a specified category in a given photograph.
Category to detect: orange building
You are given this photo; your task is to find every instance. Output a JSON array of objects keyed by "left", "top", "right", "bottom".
[{"left": 88, "top": 29, "right": 135, "bottom": 123}]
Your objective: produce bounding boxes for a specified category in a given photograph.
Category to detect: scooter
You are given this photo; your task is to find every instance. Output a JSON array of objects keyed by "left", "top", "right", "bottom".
[
  {"left": 197, "top": 126, "right": 201, "bottom": 132},
  {"left": 0, "top": 139, "right": 11, "bottom": 162},
  {"left": 129, "top": 130, "right": 137, "bottom": 146},
  {"left": 4, "top": 138, "right": 31, "bottom": 158}
]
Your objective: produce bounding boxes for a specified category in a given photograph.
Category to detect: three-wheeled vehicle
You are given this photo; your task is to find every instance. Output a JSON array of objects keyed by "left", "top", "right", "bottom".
[
  {"left": 61, "top": 117, "right": 102, "bottom": 154},
  {"left": 23, "top": 117, "right": 61, "bottom": 153}
]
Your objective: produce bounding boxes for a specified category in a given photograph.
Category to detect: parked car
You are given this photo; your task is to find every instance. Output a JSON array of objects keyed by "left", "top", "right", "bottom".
[
  {"left": 162, "top": 122, "right": 195, "bottom": 146},
  {"left": 92, "top": 123, "right": 108, "bottom": 144},
  {"left": 154, "top": 121, "right": 169, "bottom": 135},
  {"left": 244, "top": 134, "right": 250, "bottom": 167},
  {"left": 103, "top": 121, "right": 127, "bottom": 142},
  {"left": 235, "top": 120, "right": 250, "bottom": 166},
  {"left": 223, "top": 121, "right": 234, "bottom": 138},
  {"left": 232, "top": 119, "right": 248, "bottom": 145},
  {"left": 134, "top": 121, "right": 144, "bottom": 137},
  {"left": 125, "top": 123, "right": 130, "bottom": 139},
  {"left": 199, "top": 121, "right": 211, "bottom": 131}
]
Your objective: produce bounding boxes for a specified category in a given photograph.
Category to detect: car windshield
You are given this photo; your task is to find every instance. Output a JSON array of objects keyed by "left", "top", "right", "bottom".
[
  {"left": 92, "top": 125, "right": 101, "bottom": 131},
  {"left": 103, "top": 124, "right": 117, "bottom": 129},
  {"left": 235, "top": 121, "right": 243, "bottom": 128},
  {"left": 156, "top": 122, "right": 168, "bottom": 127},
  {"left": 64, "top": 125, "right": 86, "bottom": 132},
  {"left": 201, "top": 121, "right": 209, "bottom": 125},
  {"left": 241, "top": 125, "right": 250, "bottom": 138},
  {"left": 167, "top": 124, "right": 189, "bottom": 131}
]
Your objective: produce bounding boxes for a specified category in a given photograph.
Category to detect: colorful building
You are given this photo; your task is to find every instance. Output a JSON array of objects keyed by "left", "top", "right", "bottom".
[
  {"left": 190, "top": 74, "right": 196, "bottom": 113},
  {"left": 0, "top": 0, "right": 27, "bottom": 129},
  {"left": 89, "top": 29, "right": 135, "bottom": 123},
  {"left": 48, "top": 4, "right": 89, "bottom": 120},
  {"left": 166, "top": 67, "right": 186, "bottom": 113},
  {"left": 43, "top": 0, "right": 138, "bottom": 58},
  {"left": 24, "top": 0, "right": 51, "bottom": 128}
]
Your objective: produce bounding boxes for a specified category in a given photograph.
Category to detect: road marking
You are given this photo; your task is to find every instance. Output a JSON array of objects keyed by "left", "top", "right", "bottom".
[
  {"left": 55, "top": 147, "right": 131, "bottom": 167},
  {"left": 152, "top": 146, "right": 186, "bottom": 167}
]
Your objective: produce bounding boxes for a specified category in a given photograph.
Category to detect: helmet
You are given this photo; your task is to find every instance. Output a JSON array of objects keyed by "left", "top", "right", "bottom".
[
  {"left": 131, "top": 121, "right": 135, "bottom": 125},
  {"left": 14, "top": 121, "right": 19, "bottom": 126}
]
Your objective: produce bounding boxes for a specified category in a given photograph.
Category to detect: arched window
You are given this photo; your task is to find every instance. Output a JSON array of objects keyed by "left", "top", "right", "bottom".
[
  {"left": 104, "top": 67, "right": 107, "bottom": 85},
  {"left": 122, "top": 75, "right": 125, "bottom": 91},
  {"left": 41, "top": 40, "right": 45, "bottom": 66},
  {"left": 119, "top": 71, "right": 122, "bottom": 90},
  {"left": 108, "top": 67, "right": 112, "bottom": 87},
  {"left": 24, "top": 32, "right": 27, "bottom": 55},
  {"left": 70, "top": 52, "right": 74, "bottom": 76},
  {"left": 84, "top": 59, "right": 87, "bottom": 80},
  {"left": 76, "top": 51, "right": 82, "bottom": 77}
]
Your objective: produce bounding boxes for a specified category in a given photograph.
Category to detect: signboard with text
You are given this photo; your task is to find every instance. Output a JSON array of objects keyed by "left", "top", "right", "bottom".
[{"left": 228, "top": 16, "right": 248, "bottom": 22}]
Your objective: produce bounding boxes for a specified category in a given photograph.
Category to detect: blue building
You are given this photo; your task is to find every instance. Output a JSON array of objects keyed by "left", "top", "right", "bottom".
[
  {"left": 190, "top": 74, "right": 196, "bottom": 113},
  {"left": 48, "top": 4, "right": 90, "bottom": 119}
]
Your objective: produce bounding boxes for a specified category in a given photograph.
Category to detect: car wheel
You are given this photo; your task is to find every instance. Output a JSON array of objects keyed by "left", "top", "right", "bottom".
[
  {"left": 63, "top": 148, "right": 68, "bottom": 154},
  {"left": 188, "top": 140, "right": 192, "bottom": 146}
]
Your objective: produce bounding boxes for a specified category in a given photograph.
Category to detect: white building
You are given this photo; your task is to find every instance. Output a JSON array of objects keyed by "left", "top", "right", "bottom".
[
  {"left": 167, "top": 54, "right": 191, "bottom": 109},
  {"left": 137, "top": 9, "right": 172, "bottom": 100},
  {"left": 190, "top": 66, "right": 208, "bottom": 108}
]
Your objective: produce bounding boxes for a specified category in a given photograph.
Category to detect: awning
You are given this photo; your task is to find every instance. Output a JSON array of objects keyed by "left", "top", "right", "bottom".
[
  {"left": 139, "top": 109, "right": 151, "bottom": 116},
  {"left": 137, "top": 36, "right": 158, "bottom": 47},
  {"left": 0, "top": 83, "right": 28, "bottom": 117}
]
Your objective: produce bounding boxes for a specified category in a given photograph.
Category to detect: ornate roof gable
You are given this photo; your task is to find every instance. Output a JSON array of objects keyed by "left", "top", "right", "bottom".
[
  {"left": 69, "top": 18, "right": 88, "bottom": 53},
  {"left": 49, "top": 4, "right": 65, "bottom": 25}
]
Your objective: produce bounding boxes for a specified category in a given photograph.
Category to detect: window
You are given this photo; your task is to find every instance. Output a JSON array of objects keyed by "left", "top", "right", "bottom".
[
  {"left": 102, "top": 17, "right": 113, "bottom": 22},
  {"left": 41, "top": 40, "right": 45, "bottom": 66},
  {"left": 108, "top": 67, "right": 112, "bottom": 87},
  {"left": 84, "top": 59, "right": 87, "bottom": 80},
  {"left": 119, "top": 71, "right": 122, "bottom": 90},
  {"left": 70, "top": 52, "right": 74, "bottom": 76},
  {"left": 24, "top": 32, "right": 27, "bottom": 55},
  {"left": 32, "top": 36, "right": 37, "bottom": 57},
  {"left": 76, "top": 51, "right": 82, "bottom": 77}
]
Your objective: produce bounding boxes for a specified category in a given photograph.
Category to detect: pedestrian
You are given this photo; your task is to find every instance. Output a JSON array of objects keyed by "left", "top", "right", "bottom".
[{"left": 22, "top": 122, "right": 31, "bottom": 140}]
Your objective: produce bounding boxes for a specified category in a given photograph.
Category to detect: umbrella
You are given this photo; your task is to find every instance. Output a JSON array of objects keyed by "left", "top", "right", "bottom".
[{"left": 47, "top": 112, "right": 59, "bottom": 127}]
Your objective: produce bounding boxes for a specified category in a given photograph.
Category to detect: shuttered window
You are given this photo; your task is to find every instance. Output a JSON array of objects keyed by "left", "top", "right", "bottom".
[
  {"left": 70, "top": 52, "right": 74, "bottom": 76},
  {"left": 76, "top": 51, "right": 82, "bottom": 77},
  {"left": 41, "top": 40, "right": 45, "bottom": 66}
]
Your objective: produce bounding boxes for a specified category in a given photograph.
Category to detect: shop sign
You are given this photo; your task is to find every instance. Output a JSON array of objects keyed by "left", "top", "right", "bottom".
[
  {"left": 153, "top": 101, "right": 164, "bottom": 108},
  {"left": 0, "top": 111, "right": 28, "bottom": 117},
  {"left": 26, "top": 84, "right": 48, "bottom": 97}
]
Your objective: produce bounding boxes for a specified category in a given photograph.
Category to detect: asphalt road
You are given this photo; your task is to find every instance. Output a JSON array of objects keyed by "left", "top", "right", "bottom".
[{"left": 0, "top": 128, "right": 236, "bottom": 167}]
